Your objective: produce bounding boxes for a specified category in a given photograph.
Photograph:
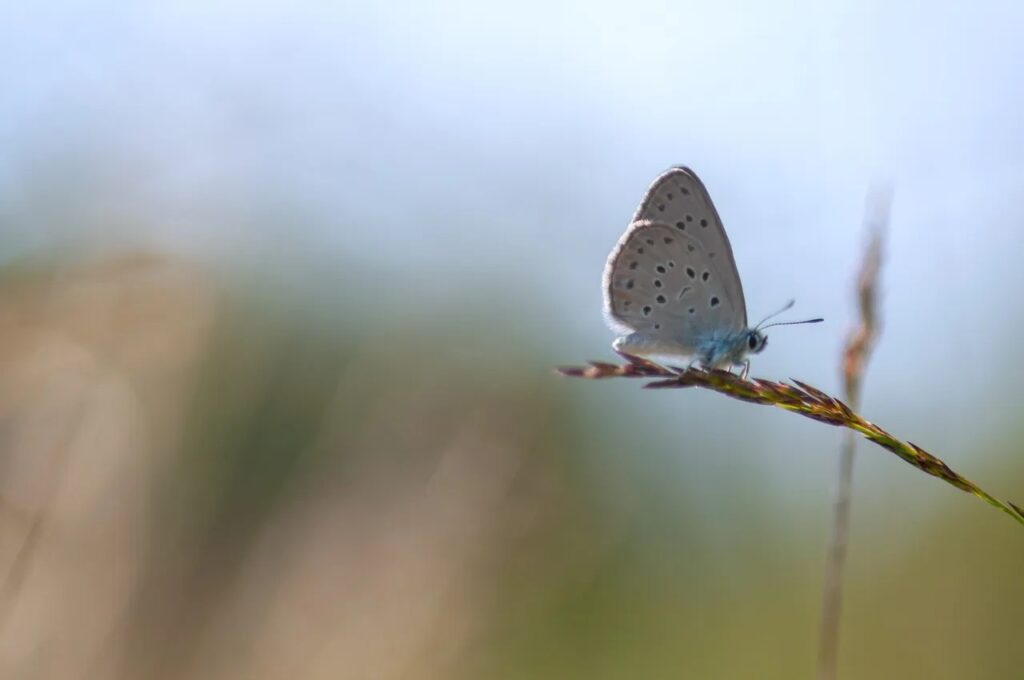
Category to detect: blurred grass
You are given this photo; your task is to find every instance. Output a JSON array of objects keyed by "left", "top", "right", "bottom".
[{"left": 0, "top": 250, "right": 1020, "bottom": 679}]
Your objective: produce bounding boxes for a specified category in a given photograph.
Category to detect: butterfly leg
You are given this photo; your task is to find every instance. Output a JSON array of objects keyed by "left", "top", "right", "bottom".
[
  {"left": 739, "top": 360, "right": 750, "bottom": 380},
  {"left": 668, "top": 359, "right": 700, "bottom": 375}
]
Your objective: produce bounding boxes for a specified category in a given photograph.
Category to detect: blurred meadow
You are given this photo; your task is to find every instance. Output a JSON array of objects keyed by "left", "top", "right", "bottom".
[{"left": 1, "top": 2, "right": 1023, "bottom": 679}]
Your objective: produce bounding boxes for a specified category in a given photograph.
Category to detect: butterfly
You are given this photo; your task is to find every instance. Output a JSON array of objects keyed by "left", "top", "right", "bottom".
[{"left": 602, "top": 167, "right": 820, "bottom": 378}]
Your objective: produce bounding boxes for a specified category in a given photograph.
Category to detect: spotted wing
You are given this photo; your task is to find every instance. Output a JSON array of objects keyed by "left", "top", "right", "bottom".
[
  {"left": 603, "top": 221, "right": 746, "bottom": 349},
  {"left": 629, "top": 167, "right": 747, "bottom": 327}
]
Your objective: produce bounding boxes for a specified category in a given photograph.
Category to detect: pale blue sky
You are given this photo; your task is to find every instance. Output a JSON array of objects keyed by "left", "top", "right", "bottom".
[{"left": 2, "top": 1, "right": 1023, "bottom": 480}]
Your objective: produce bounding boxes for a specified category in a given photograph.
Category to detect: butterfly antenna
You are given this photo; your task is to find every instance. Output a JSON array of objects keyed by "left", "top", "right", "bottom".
[
  {"left": 755, "top": 299, "right": 823, "bottom": 330},
  {"left": 754, "top": 299, "right": 796, "bottom": 329},
  {"left": 760, "top": 317, "right": 824, "bottom": 329}
]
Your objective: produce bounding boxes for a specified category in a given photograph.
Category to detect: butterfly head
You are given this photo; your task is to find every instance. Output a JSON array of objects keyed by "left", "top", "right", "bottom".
[{"left": 745, "top": 329, "right": 768, "bottom": 355}]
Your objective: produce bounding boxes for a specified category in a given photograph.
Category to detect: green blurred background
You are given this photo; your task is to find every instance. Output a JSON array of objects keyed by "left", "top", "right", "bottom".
[{"left": 0, "top": 3, "right": 1022, "bottom": 679}]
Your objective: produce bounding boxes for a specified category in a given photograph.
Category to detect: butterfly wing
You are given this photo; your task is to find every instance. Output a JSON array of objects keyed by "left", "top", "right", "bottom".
[
  {"left": 629, "top": 166, "right": 748, "bottom": 328},
  {"left": 602, "top": 220, "right": 746, "bottom": 353}
]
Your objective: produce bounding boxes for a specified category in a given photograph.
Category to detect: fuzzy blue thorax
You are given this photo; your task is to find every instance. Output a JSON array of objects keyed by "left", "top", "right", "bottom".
[{"left": 695, "top": 328, "right": 767, "bottom": 369}]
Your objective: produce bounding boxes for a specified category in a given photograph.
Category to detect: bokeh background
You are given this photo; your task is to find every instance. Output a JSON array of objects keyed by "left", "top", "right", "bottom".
[{"left": 1, "top": 2, "right": 1023, "bottom": 678}]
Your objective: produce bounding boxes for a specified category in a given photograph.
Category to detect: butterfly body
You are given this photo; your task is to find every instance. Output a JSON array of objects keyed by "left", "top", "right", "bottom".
[
  {"left": 603, "top": 167, "right": 773, "bottom": 374},
  {"left": 695, "top": 327, "right": 766, "bottom": 368},
  {"left": 612, "top": 326, "right": 765, "bottom": 370}
]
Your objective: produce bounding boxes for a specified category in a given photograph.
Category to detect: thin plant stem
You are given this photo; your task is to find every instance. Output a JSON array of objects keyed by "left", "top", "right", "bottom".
[
  {"left": 818, "top": 429, "right": 856, "bottom": 679},
  {"left": 817, "top": 188, "right": 887, "bottom": 680}
]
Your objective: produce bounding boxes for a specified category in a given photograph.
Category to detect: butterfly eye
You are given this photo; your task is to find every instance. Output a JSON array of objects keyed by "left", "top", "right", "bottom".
[{"left": 748, "top": 334, "right": 760, "bottom": 350}]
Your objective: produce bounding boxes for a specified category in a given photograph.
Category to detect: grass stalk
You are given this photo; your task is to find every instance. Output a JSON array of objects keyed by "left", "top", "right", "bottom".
[
  {"left": 556, "top": 355, "right": 1024, "bottom": 528},
  {"left": 817, "top": 186, "right": 888, "bottom": 680}
]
